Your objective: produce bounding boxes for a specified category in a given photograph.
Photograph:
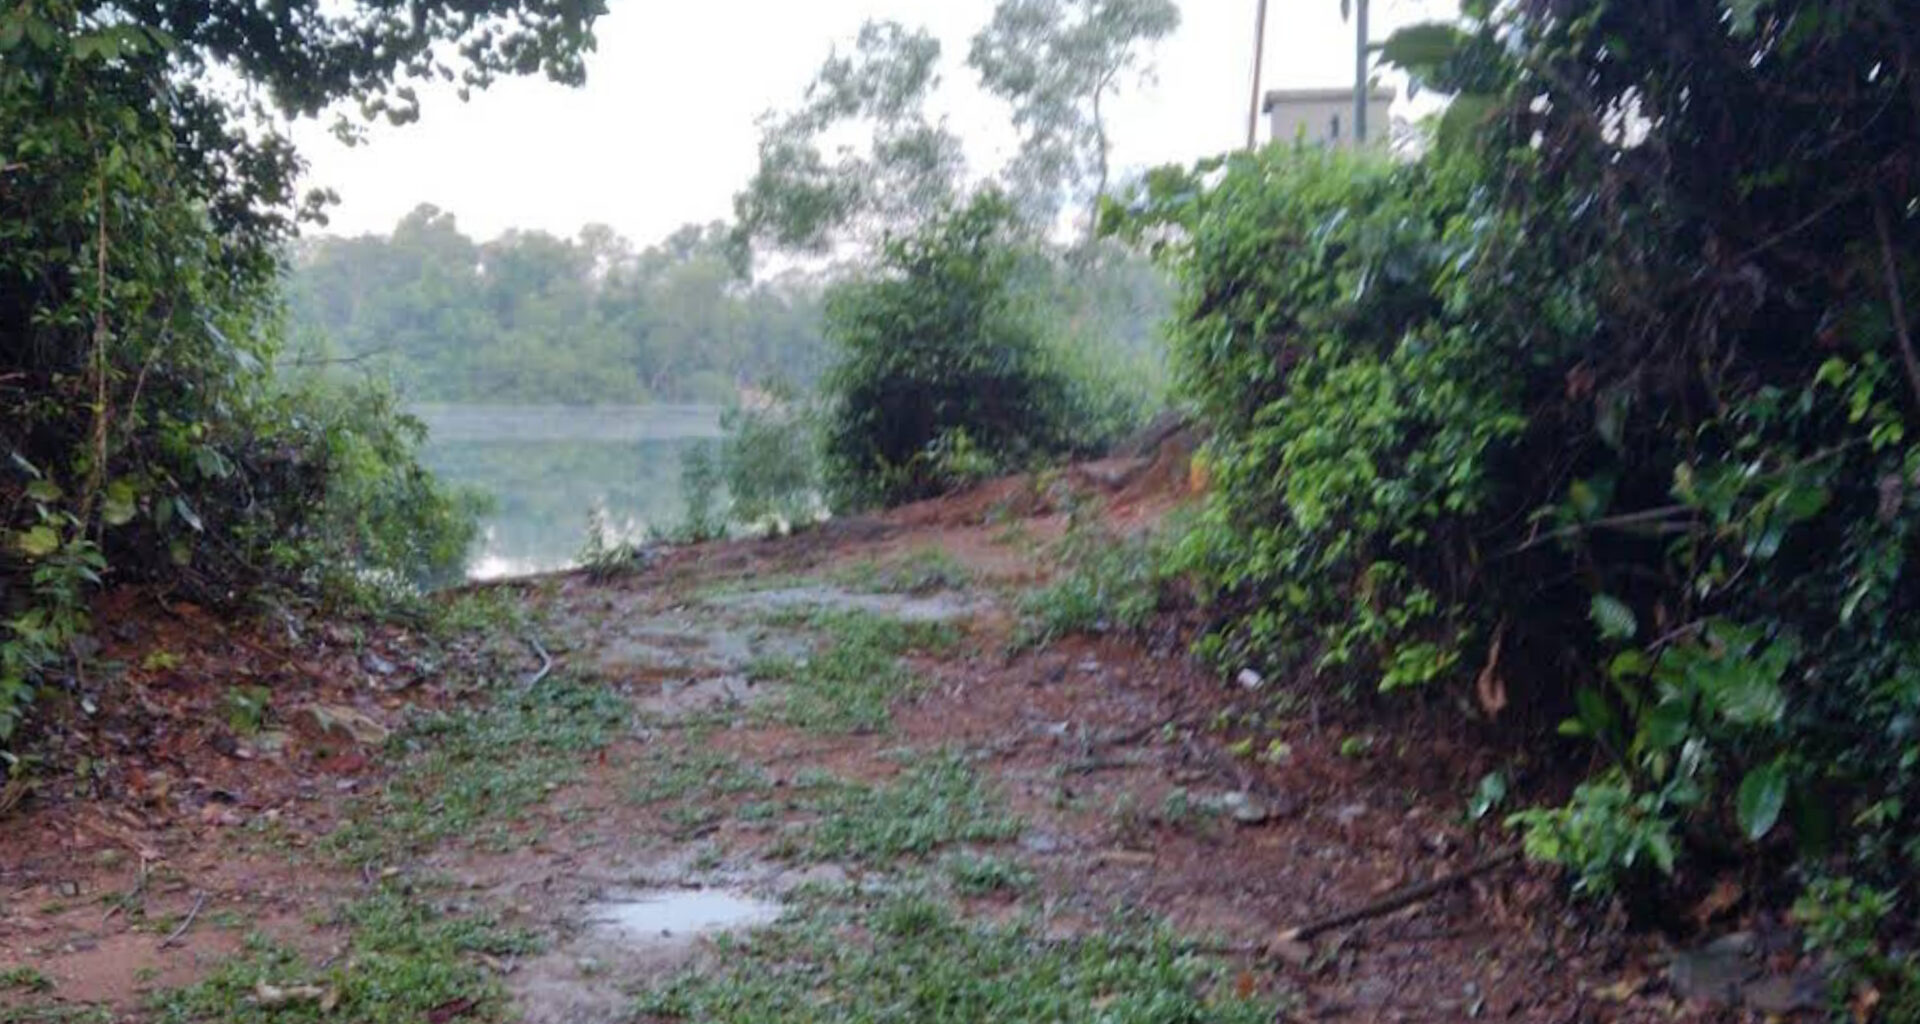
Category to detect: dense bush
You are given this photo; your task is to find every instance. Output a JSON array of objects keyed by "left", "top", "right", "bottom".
[
  {"left": 1, "top": 0, "right": 589, "bottom": 752},
  {"left": 820, "top": 192, "right": 1142, "bottom": 508},
  {"left": 1121, "top": 0, "right": 1920, "bottom": 999}
]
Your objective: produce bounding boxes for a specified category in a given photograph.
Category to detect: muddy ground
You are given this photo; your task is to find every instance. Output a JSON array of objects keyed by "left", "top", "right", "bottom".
[{"left": 2, "top": 459, "right": 1817, "bottom": 1022}]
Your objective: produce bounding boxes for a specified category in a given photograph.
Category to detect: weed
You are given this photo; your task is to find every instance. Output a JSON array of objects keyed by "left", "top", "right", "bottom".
[
  {"left": 151, "top": 886, "right": 535, "bottom": 1024},
  {"left": 635, "top": 890, "right": 1274, "bottom": 1024},
  {"left": 796, "top": 752, "right": 1020, "bottom": 865},
  {"left": 630, "top": 749, "right": 772, "bottom": 806},
  {"left": 750, "top": 612, "right": 958, "bottom": 733},
  {"left": 830, "top": 548, "right": 972, "bottom": 595},
  {"left": 0, "top": 967, "right": 52, "bottom": 993},
  {"left": 941, "top": 852, "right": 1034, "bottom": 895},
  {"left": 1013, "top": 527, "right": 1164, "bottom": 649},
  {"left": 326, "top": 675, "right": 628, "bottom": 865}
]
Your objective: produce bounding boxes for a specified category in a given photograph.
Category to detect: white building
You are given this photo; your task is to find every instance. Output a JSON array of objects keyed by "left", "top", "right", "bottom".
[{"left": 1264, "top": 86, "right": 1395, "bottom": 149}]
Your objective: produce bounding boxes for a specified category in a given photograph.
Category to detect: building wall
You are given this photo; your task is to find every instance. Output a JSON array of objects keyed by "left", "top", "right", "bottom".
[{"left": 1267, "top": 91, "right": 1393, "bottom": 149}]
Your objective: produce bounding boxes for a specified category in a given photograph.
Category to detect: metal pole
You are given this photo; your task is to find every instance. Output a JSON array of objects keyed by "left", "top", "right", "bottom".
[
  {"left": 1354, "top": 0, "right": 1369, "bottom": 143},
  {"left": 1247, "top": 0, "right": 1269, "bottom": 149}
]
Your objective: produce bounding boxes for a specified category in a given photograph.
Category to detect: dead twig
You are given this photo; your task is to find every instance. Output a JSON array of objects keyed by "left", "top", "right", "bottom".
[
  {"left": 523, "top": 635, "right": 553, "bottom": 689},
  {"left": 160, "top": 891, "right": 209, "bottom": 948},
  {"left": 1873, "top": 195, "right": 1920, "bottom": 409},
  {"left": 1277, "top": 849, "right": 1523, "bottom": 943}
]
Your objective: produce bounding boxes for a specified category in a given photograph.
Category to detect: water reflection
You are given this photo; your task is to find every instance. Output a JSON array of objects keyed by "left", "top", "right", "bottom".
[{"left": 414, "top": 404, "right": 723, "bottom": 578}]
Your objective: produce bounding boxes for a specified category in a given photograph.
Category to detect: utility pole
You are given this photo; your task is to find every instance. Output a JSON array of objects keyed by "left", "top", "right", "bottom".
[
  {"left": 1353, "top": 0, "right": 1370, "bottom": 143},
  {"left": 1247, "top": 0, "right": 1269, "bottom": 149}
]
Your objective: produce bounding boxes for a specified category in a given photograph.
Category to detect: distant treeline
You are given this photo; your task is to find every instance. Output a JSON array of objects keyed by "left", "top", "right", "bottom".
[
  {"left": 286, "top": 204, "right": 1173, "bottom": 407},
  {"left": 286, "top": 206, "right": 830, "bottom": 404}
]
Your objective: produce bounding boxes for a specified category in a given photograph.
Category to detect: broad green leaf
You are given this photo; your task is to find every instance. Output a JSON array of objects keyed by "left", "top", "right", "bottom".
[
  {"left": 1736, "top": 761, "right": 1787, "bottom": 840},
  {"left": 102, "top": 480, "right": 138, "bottom": 526},
  {"left": 24, "top": 480, "right": 61, "bottom": 503},
  {"left": 16, "top": 525, "right": 60, "bottom": 558},
  {"left": 1589, "top": 594, "right": 1637, "bottom": 641}
]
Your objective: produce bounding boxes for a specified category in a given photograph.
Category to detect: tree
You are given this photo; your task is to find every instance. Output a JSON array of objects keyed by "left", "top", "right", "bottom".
[
  {"left": 1, "top": 0, "right": 604, "bottom": 743},
  {"left": 731, "top": 20, "right": 964, "bottom": 264},
  {"left": 968, "top": 0, "right": 1180, "bottom": 233}
]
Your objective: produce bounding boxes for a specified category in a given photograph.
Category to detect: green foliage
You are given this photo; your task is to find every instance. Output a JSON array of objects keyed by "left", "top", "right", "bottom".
[
  {"left": 2, "top": 0, "right": 583, "bottom": 753},
  {"left": 152, "top": 887, "right": 536, "bottom": 1024},
  {"left": 1118, "top": 0, "right": 1920, "bottom": 944},
  {"left": 637, "top": 892, "right": 1273, "bottom": 1024},
  {"left": 795, "top": 752, "right": 1021, "bottom": 865},
  {"left": 1015, "top": 522, "right": 1165, "bottom": 648},
  {"left": 969, "top": 0, "right": 1180, "bottom": 229},
  {"left": 941, "top": 851, "right": 1035, "bottom": 895},
  {"left": 819, "top": 193, "right": 1130, "bottom": 508},
  {"left": 750, "top": 611, "right": 957, "bottom": 733},
  {"left": 288, "top": 213, "right": 829, "bottom": 404},
  {"left": 326, "top": 674, "right": 629, "bottom": 865},
  {"left": 731, "top": 21, "right": 960, "bottom": 261},
  {"left": 720, "top": 402, "right": 822, "bottom": 531}
]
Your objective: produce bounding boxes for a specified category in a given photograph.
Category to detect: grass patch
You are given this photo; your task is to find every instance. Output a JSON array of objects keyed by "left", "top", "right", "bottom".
[
  {"left": 941, "top": 851, "right": 1035, "bottom": 895},
  {"left": 327, "top": 674, "right": 629, "bottom": 865},
  {"left": 635, "top": 890, "right": 1274, "bottom": 1024},
  {"left": 828, "top": 548, "right": 972, "bottom": 595},
  {"left": 630, "top": 748, "right": 772, "bottom": 805},
  {"left": 1014, "top": 529, "right": 1164, "bottom": 649},
  {"left": 0, "top": 968, "right": 53, "bottom": 994},
  {"left": 749, "top": 611, "right": 958, "bottom": 733},
  {"left": 788, "top": 752, "right": 1020, "bottom": 865},
  {"left": 152, "top": 886, "right": 536, "bottom": 1024}
]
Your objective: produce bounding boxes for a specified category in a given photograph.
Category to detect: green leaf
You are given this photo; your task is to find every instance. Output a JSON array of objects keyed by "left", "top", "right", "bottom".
[
  {"left": 24, "top": 480, "right": 62, "bottom": 503},
  {"left": 1377, "top": 22, "right": 1468, "bottom": 77},
  {"left": 1736, "top": 761, "right": 1787, "bottom": 840},
  {"left": 1468, "top": 771, "right": 1507, "bottom": 820},
  {"left": 102, "top": 480, "right": 138, "bottom": 527},
  {"left": 15, "top": 526, "right": 60, "bottom": 558},
  {"left": 1589, "top": 594, "right": 1637, "bottom": 641}
]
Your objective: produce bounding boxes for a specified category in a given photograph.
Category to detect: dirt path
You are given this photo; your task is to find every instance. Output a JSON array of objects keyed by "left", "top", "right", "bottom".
[{"left": 3, "top": 470, "right": 1707, "bottom": 1023}]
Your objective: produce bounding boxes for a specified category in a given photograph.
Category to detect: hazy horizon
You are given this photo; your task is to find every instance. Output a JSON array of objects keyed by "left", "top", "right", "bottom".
[{"left": 291, "top": 0, "right": 1458, "bottom": 249}]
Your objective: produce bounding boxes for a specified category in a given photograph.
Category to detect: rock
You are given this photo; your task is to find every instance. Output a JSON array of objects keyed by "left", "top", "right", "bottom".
[
  {"left": 1202, "top": 791, "right": 1272, "bottom": 824},
  {"left": 1235, "top": 668, "right": 1264, "bottom": 690},
  {"left": 1669, "top": 932, "right": 1759, "bottom": 1005},
  {"left": 295, "top": 703, "right": 390, "bottom": 746}
]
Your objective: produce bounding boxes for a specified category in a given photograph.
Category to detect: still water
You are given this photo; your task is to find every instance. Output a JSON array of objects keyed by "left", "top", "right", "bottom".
[{"left": 413, "top": 404, "right": 723, "bottom": 579}]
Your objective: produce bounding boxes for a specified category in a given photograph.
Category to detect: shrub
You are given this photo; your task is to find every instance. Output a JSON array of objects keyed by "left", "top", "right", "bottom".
[
  {"left": 720, "top": 401, "right": 821, "bottom": 531},
  {"left": 1118, "top": 0, "right": 1920, "bottom": 965},
  {"left": 818, "top": 191, "right": 1131, "bottom": 509}
]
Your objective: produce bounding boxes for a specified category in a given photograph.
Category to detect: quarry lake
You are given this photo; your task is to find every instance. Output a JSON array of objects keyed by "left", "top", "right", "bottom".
[{"left": 413, "top": 404, "right": 725, "bottom": 579}]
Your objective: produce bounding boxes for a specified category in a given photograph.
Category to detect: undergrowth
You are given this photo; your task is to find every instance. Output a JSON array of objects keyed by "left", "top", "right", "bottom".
[
  {"left": 785, "top": 751, "right": 1021, "bottom": 865},
  {"left": 326, "top": 674, "right": 629, "bottom": 865},
  {"left": 635, "top": 889, "right": 1273, "bottom": 1024},
  {"left": 749, "top": 611, "right": 959, "bottom": 733},
  {"left": 151, "top": 886, "right": 536, "bottom": 1024}
]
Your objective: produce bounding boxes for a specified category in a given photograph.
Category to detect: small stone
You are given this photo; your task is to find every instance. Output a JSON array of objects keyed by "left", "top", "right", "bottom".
[
  {"left": 1235, "top": 668, "right": 1264, "bottom": 690},
  {"left": 1268, "top": 938, "right": 1313, "bottom": 967}
]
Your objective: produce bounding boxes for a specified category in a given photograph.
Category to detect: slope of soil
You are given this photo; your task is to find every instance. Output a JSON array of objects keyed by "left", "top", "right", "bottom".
[{"left": 2, "top": 458, "right": 1804, "bottom": 1023}]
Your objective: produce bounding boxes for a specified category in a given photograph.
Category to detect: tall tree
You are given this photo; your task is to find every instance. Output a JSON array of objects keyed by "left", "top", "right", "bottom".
[
  {"left": 731, "top": 20, "right": 964, "bottom": 264},
  {"left": 968, "top": 0, "right": 1180, "bottom": 233}
]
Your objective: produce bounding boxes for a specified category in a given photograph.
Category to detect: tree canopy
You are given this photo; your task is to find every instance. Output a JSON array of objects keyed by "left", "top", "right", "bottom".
[{"left": 288, "top": 209, "right": 830, "bottom": 404}]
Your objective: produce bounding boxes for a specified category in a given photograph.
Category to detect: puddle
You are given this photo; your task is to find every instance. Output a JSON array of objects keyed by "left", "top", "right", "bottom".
[
  {"left": 588, "top": 887, "right": 780, "bottom": 943},
  {"left": 708, "top": 585, "right": 988, "bottom": 623}
]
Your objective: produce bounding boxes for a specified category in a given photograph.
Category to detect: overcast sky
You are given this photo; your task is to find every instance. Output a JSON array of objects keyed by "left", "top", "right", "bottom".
[{"left": 291, "top": 0, "right": 1458, "bottom": 247}]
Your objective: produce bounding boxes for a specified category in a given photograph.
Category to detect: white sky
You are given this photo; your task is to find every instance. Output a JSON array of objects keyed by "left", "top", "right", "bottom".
[{"left": 291, "top": 0, "right": 1458, "bottom": 247}]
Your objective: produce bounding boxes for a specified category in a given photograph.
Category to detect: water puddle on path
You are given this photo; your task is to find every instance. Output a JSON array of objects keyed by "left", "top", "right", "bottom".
[{"left": 587, "top": 888, "right": 780, "bottom": 944}]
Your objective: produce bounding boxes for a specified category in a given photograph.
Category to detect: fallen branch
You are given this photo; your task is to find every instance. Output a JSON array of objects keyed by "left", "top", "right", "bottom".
[
  {"left": 1276, "top": 849, "right": 1522, "bottom": 943},
  {"left": 523, "top": 635, "right": 553, "bottom": 689},
  {"left": 1873, "top": 195, "right": 1920, "bottom": 409},
  {"left": 160, "top": 891, "right": 209, "bottom": 948}
]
